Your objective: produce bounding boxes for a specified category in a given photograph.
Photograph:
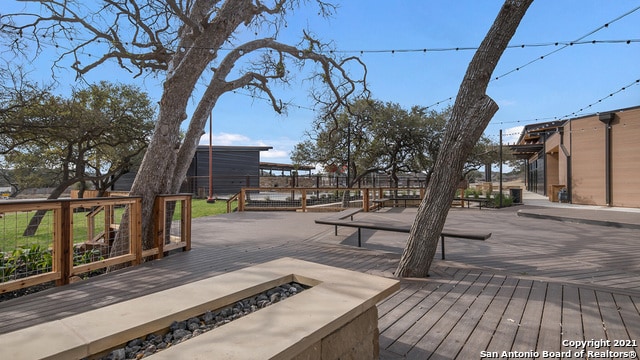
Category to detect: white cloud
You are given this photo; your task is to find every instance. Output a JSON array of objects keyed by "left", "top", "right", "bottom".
[
  {"left": 199, "top": 132, "right": 252, "bottom": 146},
  {"left": 260, "top": 149, "right": 289, "bottom": 160},
  {"left": 198, "top": 132, "right": 294, "bottom": 163},
  {"left": 502, "top": 126, "right": 524, "bottom": 145}
]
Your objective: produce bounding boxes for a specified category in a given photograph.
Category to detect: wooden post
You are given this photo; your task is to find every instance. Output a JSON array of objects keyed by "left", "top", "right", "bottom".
[
  {"left": 57, "top": 201, "right": 72, "bottom": 286},
  {"left": 301, "top": 190, "right": 307, "bottom": 212},
  {"left": 154, "top": 197, "right": 165, "bottom": 259},
  {"left": 239, "top": 188, "right": 245, "bottom": 212},
  {"left": 87, "top": 210, "right": 94, "bottom": 241},
  {"left": 131, "top": 198, "right": 142, "bottom": 265},
  {"left": 105, "top": 204, "right": 113, "bottom": 246},
  {"left": 182, "top": 196, "right": 192, "bottom": 252},
  {"left": 363, "top": 188, "right": 370, "bottom": 212}
]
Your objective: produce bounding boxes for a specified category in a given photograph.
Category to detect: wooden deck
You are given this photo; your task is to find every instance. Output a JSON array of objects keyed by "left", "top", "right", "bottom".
[{"left": 1, "top": 207, "right": 639, "bottom": 359}]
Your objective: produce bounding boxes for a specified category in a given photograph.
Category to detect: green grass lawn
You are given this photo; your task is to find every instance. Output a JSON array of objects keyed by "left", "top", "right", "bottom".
[
  {"left": 1, "top": 198, "right": 234, "bottom": 252},
  {"left": 191, "top": 198, "right": 233, "bottom": 218}
]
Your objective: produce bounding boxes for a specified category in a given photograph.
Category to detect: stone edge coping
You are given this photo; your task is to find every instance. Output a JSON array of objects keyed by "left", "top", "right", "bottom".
[{"left": 0, "top": 257, "right": 400, "bottom": 360}]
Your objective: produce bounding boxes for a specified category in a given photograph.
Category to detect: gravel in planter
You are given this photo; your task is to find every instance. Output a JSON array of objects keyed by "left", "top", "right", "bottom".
[{"left": 94, "top": 282, "right": 307, "bottom": 360}]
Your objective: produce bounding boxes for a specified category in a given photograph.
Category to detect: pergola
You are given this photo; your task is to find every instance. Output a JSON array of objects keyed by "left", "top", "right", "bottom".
[{"left": 259, "top": 162, "right": 315, "bottom": 176}]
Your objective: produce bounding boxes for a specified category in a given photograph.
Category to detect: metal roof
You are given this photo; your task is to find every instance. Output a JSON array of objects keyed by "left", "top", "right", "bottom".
[{"left": 260, "top": 162, "right": 315, "bottom": 172}]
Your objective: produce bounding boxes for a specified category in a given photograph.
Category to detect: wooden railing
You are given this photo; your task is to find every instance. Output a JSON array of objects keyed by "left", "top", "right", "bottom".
[
  {"left": 237, "top": 187, "right": 426, "bottom": 212},
  {"left": 226, "top": 192, "right": 240, "bottom": 213},
  {"left": 148, "top": 194, "right": 192, "bottom": 259},
  {"left": 0, "top": 194, "right": 191, "bottom": 295}
]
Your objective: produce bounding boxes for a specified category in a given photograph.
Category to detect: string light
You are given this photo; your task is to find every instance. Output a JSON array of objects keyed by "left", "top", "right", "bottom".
[
  {"left": 4, "top": 5, "right": 638, "bottom": 123},
  {"left": 9, "top": 27, "right": 637, "bottom": 58},
  {"left": 492, "top": 77, "right": 640, "bottom": 130},
  {"left": 493, "top": 4, "right": 640, "bottom": 81}
]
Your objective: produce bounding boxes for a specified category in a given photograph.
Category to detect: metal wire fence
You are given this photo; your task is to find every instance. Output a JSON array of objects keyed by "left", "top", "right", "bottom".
[
  {"left": 1, "top": 194, "right": 193, "bottom": 295},
  {"left": 0, "top": 205, "right": 56, "bottom": 283},
  {"left": 237, "top": 188, "right": 426, "bottom": 212}
]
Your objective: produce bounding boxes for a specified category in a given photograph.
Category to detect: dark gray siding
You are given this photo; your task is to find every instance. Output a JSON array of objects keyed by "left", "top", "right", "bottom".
[
  {"left": 114, "top": 145, "right": 271, "bottom": 196},
  {"left": 189, "top": 147, "right": 265, "bottom": 195}
]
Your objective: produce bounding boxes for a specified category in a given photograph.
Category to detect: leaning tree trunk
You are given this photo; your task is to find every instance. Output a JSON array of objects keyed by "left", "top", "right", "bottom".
[
  {"left": 110, "top": 1, "right": 259, "bottom": 253},
  {"left": 23, "top": 181, "right": 74, "bottom": 237},
  {"left": 395, "top": 0, "right": 533, "bottom": 278}
]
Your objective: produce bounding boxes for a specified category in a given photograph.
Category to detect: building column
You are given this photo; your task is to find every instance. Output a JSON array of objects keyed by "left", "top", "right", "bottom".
[{"left": 599, "top": 113, "right": 615, "bottom": 207}]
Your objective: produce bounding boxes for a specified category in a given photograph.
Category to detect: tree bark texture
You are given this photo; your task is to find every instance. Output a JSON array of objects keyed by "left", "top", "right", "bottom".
[
  {"left": 22, "top": 181, "right": 76, "bottom": 237},
  {"left": 121, "top": 1, "right": 365, "bottom": 250},
  {"left": 395, "top": 0, "right": 533, "bottom": 278},
  {"left": 127, "top": 1, "right": 259, "bottom": 249}
]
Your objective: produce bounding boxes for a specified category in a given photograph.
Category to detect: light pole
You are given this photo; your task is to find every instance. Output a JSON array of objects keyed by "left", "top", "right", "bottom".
[
  {"left": 499, "top": 129, "right": 503, "bottom": 208},
  {"left": 207, "top": 111, "right": 215, "bottom": 203},
  {"left": 346, "top": 118, "right": 351, "bottom": 188}
]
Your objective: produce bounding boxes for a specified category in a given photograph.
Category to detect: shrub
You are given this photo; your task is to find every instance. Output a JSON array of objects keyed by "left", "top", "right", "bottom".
[
  {"left": 1, "top": 245, "right": 53, "bottom": 282},
  {"left": 492, "top": 193, "right": 513, "bottom": 207}
]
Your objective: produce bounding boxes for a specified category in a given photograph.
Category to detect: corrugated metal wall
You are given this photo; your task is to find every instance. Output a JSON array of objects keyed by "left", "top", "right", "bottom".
[
  {"left": 113, "top": 146, "right": 270, "bottom": 196},
  {"left": 189, "top": 147, "right": 263, "bottom": 195}
]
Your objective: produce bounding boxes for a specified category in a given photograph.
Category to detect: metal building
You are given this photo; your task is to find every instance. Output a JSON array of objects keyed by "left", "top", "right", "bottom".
[{"left": 185, "top": 145, "right": 272, "bottom": 196}]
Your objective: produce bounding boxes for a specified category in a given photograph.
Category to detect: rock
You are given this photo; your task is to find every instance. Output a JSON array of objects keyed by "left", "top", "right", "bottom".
[
  {"left": 170, "top": 320, "right": 187, "bottom": 331},
  {"left": 163, "top": 333, "right": 173, "bottom": 343},
  {"left": 270, "top": 293, "right": 280, "bottom": 303},
  {"left": 126, "top": 345, "right": 141, "bottom": 357},
  {"left": 108, "top": 348, "right": 126, "bottom": 360},
  {"left": 128, "top": 338, "right": 143, "bottom": 348},
  {"left": 96, "top": 282, "right": 306, "bottom": 360},
  {"left": 203, "top": 311, "right": 214, "bottom": 324},
  {"left": 172, "top": 328, "right": 191, "bottom": 341}
]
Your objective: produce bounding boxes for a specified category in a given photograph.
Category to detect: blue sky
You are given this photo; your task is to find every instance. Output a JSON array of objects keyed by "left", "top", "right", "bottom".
[{"left": 4, "top": 1, "right": 639, "bottom": 165}]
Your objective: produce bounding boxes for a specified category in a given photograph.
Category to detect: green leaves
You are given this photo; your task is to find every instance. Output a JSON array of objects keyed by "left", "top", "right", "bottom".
[
  {"left": 1, "top": 81, "right": 155, "bottom": 194},
  {"left": 0, "top": 245, "right": 52, "bottom": 282},
  {"left": 292, "top": 99, "right": 452, "bottom": 186}
]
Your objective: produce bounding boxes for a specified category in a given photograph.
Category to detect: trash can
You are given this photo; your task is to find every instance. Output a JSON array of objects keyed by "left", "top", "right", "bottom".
[
  {"left": 558, "top": 188, "right": 568, "bottom": 203},
  {"left": 509, "top": 188, "right": 522, "bottom": 204}
]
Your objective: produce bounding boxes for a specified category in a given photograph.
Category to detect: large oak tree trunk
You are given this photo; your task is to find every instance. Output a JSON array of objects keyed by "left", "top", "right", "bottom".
[
  {"left": 395, "top": 0, "right": 533, "bottom": 278},
  {"left": 121, "top": 1, "right": 256, "bottom": 251}
]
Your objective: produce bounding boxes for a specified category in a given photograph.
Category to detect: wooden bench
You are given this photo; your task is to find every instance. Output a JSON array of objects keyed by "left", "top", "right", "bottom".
[
  {"left": 454, "top": 197, "right": 491, "bottom": 209},
  {"left": 374, "top": 197, "right": 421, "bottom": 208},
  {"left": 318, "top": 208, "right": 363, "bottom": 235},
  {"left": 314, "top": 218, "right": 491, "bottom": 260},
  {"left": 371, "top": 198, "right": 390, "bottom": 210}
]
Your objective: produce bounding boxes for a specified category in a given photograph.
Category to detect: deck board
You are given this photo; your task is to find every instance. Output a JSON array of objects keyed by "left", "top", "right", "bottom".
[
  {"left": 454, "top": 276, "right": 520, "bottom": 359},
  {"left": 580, "top": 288, "right": 609, "bottom": 354},
  {"left": 484, "top": 279, "right": 533, "bottom": 353},
  {"left": 511, "top": 279, "right": 547, "bottom": 352},
  {"left": 535, "top": 282, "right": 563, "bottom": 354},
  {"left": 612, "top": 294, "right": 640, "bottom": 344},
  {"left": 411, "top": 273, "right": 494, "bottom": 357},
  {"left": 380, "top": 271, "right": 472, "bottom": 353},
  {"left": 597, "top": 291, "right": 637, "bottom": 353},
  {"left": 429, "top": 274, "right": 504, "bottom": 358},
  {"left": 561, "top": 285, "right": 584, "bottom": 348}
]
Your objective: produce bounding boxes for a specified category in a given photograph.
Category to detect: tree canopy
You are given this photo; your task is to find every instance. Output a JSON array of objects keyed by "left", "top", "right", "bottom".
[
  {"left": 292, "top": 100, "right": 505, "bottom": 187},
  {"left": 0, "top": 81, "right": 155, "bottom": 197}
]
